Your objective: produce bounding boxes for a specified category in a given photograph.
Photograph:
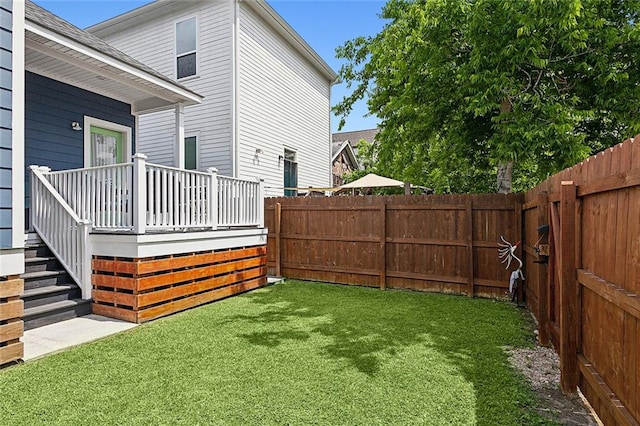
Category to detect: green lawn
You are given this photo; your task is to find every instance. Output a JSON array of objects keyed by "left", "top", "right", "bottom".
[{"left": 0, "top": 280, "right": 553, "bottom": 425}]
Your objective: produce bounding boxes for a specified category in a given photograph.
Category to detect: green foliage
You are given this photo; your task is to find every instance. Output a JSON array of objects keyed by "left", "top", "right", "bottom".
[
  {"left": 0, "top": 281, "right": 554, "bottom": 425},
  {"left": 334, "top": 0, "right": 640, "bottom": 192}
]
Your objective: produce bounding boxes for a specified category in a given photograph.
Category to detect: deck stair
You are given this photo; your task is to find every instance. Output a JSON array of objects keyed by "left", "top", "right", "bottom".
[{"left": 21, "top": 234, "right": 91, "bottom": 330}]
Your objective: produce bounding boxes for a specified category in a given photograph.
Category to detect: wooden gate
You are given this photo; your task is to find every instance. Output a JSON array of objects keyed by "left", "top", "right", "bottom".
[{"left": 524, "top": 137, "right": 640, "bottom": 425}]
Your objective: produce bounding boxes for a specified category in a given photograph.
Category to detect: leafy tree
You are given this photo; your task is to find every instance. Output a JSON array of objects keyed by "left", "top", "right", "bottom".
[{"left": 334, "top": 0, "right": 640, "bottom": 193}]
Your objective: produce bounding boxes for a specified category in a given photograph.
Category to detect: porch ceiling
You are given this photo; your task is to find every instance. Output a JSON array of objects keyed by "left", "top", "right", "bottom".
[{"left": 24, "top": 1, "right": 203, "bottom": 114}]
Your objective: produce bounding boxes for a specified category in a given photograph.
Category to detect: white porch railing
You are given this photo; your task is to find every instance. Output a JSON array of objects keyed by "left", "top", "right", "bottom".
[
  {"left": 218, "top": 175, "right": 264, "bottom": 228},
  {"left": 30, "top": 166, "right": 92, "bottom": 299},
  {"left": 32, "top": 154, "right": 264, "bottom": 234},
  {"left": 30, "top": 156, "right": 264, "bottom": 298}
]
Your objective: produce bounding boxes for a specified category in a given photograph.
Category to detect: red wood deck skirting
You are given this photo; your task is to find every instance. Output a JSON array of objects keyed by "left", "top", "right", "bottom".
[
  {"left": 0, "top": 277, "right": 24, "bottom": 366},
  {"left": 92, "top": 246, "right": 267, "bottom": 323}
]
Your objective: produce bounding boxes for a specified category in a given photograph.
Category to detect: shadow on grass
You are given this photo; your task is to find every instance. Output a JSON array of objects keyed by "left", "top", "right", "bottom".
[{"left": 226, "top": 280, "right": 541, "bottom": 424}]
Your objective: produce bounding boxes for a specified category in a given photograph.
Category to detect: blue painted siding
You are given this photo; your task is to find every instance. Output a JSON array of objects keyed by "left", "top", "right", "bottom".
[
  {"left": 25, "top": 71, "right": 136, "bottom": 209},
  {"left": 0, "top": 0, "right": 11, "bottom": 248}
]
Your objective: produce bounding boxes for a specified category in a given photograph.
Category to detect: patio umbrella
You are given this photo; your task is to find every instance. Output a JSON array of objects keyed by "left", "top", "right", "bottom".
[{"left": 336, "top": 173, "right": 405, "bottom": 194}]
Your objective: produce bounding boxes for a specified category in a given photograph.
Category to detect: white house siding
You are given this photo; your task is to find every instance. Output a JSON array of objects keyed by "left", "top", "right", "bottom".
[
  {"left": 237, "top": 3, "right": 331, "bottom": 196},
  {"left": 95, "top": 1, "right": 235, "bottom": 175}
]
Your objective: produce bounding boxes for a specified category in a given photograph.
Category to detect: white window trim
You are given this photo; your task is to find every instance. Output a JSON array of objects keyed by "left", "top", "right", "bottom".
[
  {"left": 284, "top": 147, "right": 298, "bottom": 163},
  {"left": 174, "top": 15, "right": 199, "bottom": 81},
  {"left": 83, "top": 116, "right": 133, "bottom": 167},
  {"left": 184, "top": 132, "right": 200, "bottom": 170}
]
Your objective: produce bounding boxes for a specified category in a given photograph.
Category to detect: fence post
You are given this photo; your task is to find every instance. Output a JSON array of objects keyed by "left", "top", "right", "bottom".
[
  {"left": 379, "top": 202, "right": 387, "bottom": 290},
  {"left": 559, "top": 181, "right": 578, "bottom": 394},
  {"left": 208, "top": 167, "right": 218, "bottom": 231},
  {"left": 275, "top": 202, "right": 282, "bottom": 277},
  {"left": 537, "top": 191, "right": 550, "bottom": 345},
  {"left": 515, "top": 200, "right": 523, "bottom": 302},
  {"left": 132, "top": 153, "right": 147, "bottom": 234},
  {"left": 465, "top": 198, "right": 474, "bottom": 297},
  {"left": 258, "top": 178, "right": 265, "bottom": 228}
]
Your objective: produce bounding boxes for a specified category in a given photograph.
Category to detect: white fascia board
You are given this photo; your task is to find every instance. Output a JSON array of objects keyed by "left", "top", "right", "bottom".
[
  {"left": 242, "top": 0, "right": 338, "bottom": 83},
  {"left": 91, "top": 228, "right": 268, "bottom": 258},
  {"left": 25, "top": 21, "right": 203, "bottom": 106},
  {"left": 331, "top": 141, "right": 360, "bottom": 169}
]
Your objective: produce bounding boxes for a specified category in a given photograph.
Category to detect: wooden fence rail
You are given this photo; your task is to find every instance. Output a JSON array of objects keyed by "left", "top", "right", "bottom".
[{"left": 265, "top": 194, "right": 523, "bottom": 300}]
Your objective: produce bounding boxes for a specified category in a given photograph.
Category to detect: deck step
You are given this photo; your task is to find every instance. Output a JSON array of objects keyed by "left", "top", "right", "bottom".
[
  {"left": 22, "top": 270, "right": 71, "bottom": 290},
  {"left": 23, "top": 299, "right": 92, "bottom": 331},
  {"left": 24, "top": 256, "right": 62, "bottom": 274},
  {"left": 24, "top": 244, "right": 51, "bottom": 259},
  {"left": 21, "top": 239, "right": 91, "bottom": 329},
  {"left": 22, "top": 285, "right": 80, "bottom": 309}
]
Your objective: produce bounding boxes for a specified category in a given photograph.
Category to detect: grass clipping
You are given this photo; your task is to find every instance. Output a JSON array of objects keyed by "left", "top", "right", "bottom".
[{"left": 0, "top": 281, "right": 552, "bottom": 425}]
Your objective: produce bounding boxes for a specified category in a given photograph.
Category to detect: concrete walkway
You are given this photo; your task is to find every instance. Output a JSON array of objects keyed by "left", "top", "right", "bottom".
[{"left": 23, "top": 314, "right": 138, "bottom": 361}]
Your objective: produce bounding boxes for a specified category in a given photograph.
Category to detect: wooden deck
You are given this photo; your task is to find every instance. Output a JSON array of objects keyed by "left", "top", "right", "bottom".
[{"left": 92, "top": 246, "right": 267, "bottom": 323}]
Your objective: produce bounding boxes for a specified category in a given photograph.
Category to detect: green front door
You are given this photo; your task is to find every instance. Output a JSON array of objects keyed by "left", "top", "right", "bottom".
[{"left": 89, "top": 126, "right": 124, "bottom": 166}]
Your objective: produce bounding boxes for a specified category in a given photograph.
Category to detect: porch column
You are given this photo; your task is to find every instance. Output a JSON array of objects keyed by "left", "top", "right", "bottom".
[{"left": 174, "top": 103, "right": 185, "bottom": 168}]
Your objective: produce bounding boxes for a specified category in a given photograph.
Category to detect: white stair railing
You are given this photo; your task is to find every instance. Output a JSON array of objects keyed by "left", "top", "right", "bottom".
[
  {"left": 30, "top": 166, "right": 92, "bottom": 299},
  {"left": 47, "top": 163, "right": 134, "bottom": 230}
]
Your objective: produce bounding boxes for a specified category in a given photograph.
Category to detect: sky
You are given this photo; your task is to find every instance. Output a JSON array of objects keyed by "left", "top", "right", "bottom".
[{"left": 32, "top": 0, "right": 388, "bottom": 133}]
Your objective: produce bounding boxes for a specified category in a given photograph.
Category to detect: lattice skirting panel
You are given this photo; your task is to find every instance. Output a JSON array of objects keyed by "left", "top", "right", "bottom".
[
  {"left": 0, "top": 277, "right": 24, "bottom": 366},
  {"left": 92, "top": 245, "right": 267, "bottom": 323}
]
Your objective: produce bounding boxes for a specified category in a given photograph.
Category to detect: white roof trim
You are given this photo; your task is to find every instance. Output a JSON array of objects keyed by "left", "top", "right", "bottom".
[
  {"left": 332, "top": 140, "right": 359, "bottom": 169},
  {"left": 244, "top": 0, "right": 337, "bottom": 83},
  {"left": 25, "top": 20, "right": 203, "bottom": 106}
]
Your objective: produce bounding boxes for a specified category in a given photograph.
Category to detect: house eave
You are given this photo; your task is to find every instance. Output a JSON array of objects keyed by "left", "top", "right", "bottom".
[
  {"left": 244, "top": 0, "right": 338, "bottom": 83},
  {"left": 25, "top": 20, "right": 203, "bottom": 112},
  {"left": 332, "top": 140, "right": 360, "bottom": 169}
]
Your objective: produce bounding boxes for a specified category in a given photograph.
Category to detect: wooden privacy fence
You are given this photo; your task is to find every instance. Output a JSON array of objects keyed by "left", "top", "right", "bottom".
[
  {"left": 523, "top": 136, "right": 640, "bottom": 426},
  {"left": 265, "top": 194, "right": 523, "bottom": 299}
]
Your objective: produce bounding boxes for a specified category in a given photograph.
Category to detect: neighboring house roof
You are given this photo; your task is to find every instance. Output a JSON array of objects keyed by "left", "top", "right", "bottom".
[
  {"left": 87, "top": 0, "right": 338, "bottom": 84},
  {"left": 25, "top": 0, "right": 202, "bottom": 113},
  {"left": 332, "top": 128, "right": 380, "bottom": 150},
  {"left": 331, "top": 140, "right": 359, "bottom": 170}
]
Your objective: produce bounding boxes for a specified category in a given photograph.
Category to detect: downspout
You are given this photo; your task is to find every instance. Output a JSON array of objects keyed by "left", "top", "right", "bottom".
[{"left": 232, "top": 0, "right": 240, "bottom": 177}]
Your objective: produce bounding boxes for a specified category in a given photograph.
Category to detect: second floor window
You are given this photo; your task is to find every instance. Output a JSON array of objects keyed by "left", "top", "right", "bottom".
[{"left": 176, "top": 17, "right": 197, "bottom": 79}]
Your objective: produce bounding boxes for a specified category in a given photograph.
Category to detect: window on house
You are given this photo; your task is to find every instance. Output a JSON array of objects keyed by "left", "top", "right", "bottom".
[
  {"left": 284, "top": 149, "right": 297, "bottom": 196},
  {"left": 185, "top": 135, "right": 198, "bottom": 170},
  {"left": 83, "top": 116, "right": 132, "bottom": 168},
  {"left": 176, "top": 17, "right": 197, "bottom": 79}
]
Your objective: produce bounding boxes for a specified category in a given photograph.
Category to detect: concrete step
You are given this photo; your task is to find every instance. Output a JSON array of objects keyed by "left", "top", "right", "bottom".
[{"left": 23, "top": 299, "right": 93, "bottom": 331}]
